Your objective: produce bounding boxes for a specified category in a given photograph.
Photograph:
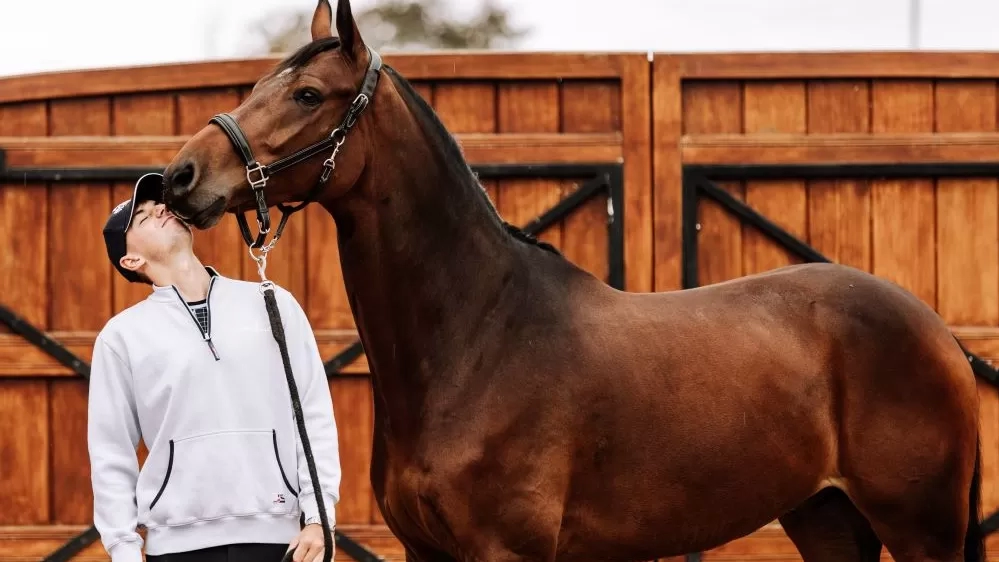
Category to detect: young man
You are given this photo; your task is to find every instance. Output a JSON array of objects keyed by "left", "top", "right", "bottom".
[{"left": 88, "top": 172, "right": 341, "bottom": 562}]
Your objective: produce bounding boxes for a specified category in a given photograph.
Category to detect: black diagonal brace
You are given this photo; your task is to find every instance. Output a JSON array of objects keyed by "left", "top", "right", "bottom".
[
  {"left": 520, "top": 173, "right": 608, "bottom": 237},
  {"left": 42, "top": 525, "right": 100, "bottom": 562},
  {"left": 335, "top": 531, "right": 386, "bottom": 562},
  {"left": 325, "top": 340, "right": 366, "bottom": 377},
  {"left": 0, "top": 303, "right": 90, "bottom": 378}
]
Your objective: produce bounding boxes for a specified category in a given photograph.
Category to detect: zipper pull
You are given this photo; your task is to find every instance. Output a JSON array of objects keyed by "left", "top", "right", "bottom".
[{"left": 206, "top": 338, "right": 220, "bottom": 361}]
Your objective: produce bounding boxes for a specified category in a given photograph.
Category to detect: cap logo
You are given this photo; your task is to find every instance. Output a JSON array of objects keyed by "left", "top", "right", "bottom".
[{"left": 113, "top": 200, "right": 129, "bottom": 214}]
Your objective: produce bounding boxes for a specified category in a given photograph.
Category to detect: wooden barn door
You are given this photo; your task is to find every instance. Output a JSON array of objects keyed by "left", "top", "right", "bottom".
[
  {"left": 0, "top": 51, "right": 652, "bottom": 561},
  {"left": 652, "top": 52, "right": 999, "bottom": 562}
]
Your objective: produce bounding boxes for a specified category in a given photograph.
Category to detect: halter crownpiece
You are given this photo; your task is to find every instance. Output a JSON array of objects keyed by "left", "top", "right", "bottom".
[{"left": 208, "top": 46, "right": 384, "bottom": 266}]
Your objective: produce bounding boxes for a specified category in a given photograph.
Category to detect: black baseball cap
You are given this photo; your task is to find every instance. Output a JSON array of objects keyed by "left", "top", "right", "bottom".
[{"left": 103, "top": 172, "right": 165, "bottom": 283}]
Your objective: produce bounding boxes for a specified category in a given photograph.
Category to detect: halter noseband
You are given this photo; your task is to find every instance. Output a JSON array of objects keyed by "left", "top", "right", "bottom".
[{"left": 208, "top": 46, "right": 383, "bottom": 265}]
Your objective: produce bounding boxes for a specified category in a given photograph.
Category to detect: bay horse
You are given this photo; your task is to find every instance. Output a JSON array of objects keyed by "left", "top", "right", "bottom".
[{"left": 160, "top": 1, "right": 984, "bottom": 560}]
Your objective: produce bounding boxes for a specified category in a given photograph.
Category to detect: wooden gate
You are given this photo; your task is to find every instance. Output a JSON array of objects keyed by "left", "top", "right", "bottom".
[
  {"left": 8, "top": 49, "right": 999, "bottom": 561},
  {"left": 0, "top": 52, "right": 651, "bottom": 561},
  {"left": 652, "top": 52, "right": 999, "bottom": 561}
]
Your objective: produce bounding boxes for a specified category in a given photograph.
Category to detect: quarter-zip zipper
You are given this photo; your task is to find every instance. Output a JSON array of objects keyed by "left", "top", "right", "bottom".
[{"left": 171, "top": 275, "right": 220, "bottom": 361}]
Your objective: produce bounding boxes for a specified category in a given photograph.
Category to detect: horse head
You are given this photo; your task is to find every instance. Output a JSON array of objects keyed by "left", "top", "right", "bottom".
[{"left": 162, "top": 0, "right": 384, "bottom": 242}]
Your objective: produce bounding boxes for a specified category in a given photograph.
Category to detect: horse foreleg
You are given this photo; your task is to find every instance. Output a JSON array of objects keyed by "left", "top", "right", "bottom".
[{"left": 779, "top": 487, "right": 882, "bottom": 562}]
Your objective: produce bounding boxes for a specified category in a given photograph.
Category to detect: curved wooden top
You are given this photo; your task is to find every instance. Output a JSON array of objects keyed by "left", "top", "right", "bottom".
[
  {"left": 10, "top": 50, "right": 999, "bottom": 106},
  {"left": 0, "top": 50, "right": 639, "bottom": 105}
]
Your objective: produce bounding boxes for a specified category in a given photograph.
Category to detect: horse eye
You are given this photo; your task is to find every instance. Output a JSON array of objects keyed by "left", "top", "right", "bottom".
[{"left": 293, "top": 88, "right": 323, "bottom": 108}]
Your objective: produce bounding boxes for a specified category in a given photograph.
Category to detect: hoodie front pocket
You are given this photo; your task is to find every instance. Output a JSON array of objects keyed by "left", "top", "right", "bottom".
[{"left": 144, "top": 429, "right": 299, "bottom": 528}]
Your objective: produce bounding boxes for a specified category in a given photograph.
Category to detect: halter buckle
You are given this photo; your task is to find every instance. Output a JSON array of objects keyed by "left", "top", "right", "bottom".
[
  {"left": 344, "top": 94, "right": 369, "bottom": 129},
  {"left": 246, "top": 162, "right": 269, "bottom": 190}
]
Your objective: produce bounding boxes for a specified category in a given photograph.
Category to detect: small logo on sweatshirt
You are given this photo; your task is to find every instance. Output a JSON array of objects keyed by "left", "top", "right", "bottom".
[{"left": 274, "top": 493, "right": 286, "bottom": 504}]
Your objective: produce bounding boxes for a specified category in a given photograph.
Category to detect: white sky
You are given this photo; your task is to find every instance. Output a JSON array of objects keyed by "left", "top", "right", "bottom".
[{"left": 3, "top": 0, "right": 999, "bottom": 78}]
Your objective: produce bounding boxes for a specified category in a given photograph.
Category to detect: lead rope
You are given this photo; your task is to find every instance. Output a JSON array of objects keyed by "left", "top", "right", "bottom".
[{"left": 253, "top": 249, "right": 335, "bottom": 562}]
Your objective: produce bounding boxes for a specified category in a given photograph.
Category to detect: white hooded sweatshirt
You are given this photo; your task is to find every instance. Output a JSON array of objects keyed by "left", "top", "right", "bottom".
[{"left": 87, "top": 268, "right": 341, "bottom": 561}]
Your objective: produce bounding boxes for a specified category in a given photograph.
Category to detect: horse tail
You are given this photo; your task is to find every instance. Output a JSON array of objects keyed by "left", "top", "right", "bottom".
[{"left": 966, "top": 433, "right": 984, "bottom": 562}]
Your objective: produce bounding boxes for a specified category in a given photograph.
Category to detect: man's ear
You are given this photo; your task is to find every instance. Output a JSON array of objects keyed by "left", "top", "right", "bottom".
[{"left": 119, "top": 253, "right": 146, "bottom": 274}]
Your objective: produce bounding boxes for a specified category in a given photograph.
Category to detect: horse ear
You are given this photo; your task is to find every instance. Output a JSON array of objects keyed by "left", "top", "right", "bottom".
[
  {"left": 335, "top": 0, "right": 366, "bottom": 60},
  {"left": 311, "top": 0, "right": 334, "bottom": 41}
]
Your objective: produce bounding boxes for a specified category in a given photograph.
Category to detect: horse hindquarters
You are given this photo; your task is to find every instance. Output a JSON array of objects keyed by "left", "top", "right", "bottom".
[{"left": 830, "top": 306, "right": 982, "bottom": 562}]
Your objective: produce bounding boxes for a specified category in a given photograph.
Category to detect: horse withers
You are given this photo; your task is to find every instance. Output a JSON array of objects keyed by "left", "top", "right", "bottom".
[{"left": 159, "top": 2, "right": 984, "bottom": 560}]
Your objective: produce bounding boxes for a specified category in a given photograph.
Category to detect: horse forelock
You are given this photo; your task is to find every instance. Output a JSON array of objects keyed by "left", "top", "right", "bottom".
[{"left": 271, "top": 36, "right": 342, "bottom": 77}]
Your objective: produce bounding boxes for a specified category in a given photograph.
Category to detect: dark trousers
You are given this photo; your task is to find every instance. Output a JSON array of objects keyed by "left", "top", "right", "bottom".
[{"left": 146, "top": 543, "right": 289, "bottom": 562}]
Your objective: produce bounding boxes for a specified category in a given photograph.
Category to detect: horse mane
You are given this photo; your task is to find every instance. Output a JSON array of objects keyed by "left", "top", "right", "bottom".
[{"left": 381, "top": 65, "right": 562, "bottom": 256}]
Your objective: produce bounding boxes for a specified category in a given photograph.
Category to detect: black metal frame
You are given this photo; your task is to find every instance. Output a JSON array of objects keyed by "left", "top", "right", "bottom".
[
  {"left": 680, "top": 161, "right": 999, "bottom": 562},
  {"left": 0, "top": 154, "right": 624, "bottom": 562}
]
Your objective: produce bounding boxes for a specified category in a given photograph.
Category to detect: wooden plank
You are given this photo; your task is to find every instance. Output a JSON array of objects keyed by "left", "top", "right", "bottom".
[
  {"left": 176, "top": 89, "right": 250, "bottom": 282},
  {"left": 111, "top": 93, "right": 177, "bottom": 313},
  {"left": 0, "top": 381, "right": 50, "bottom": 524},
  {"left": 870, "top": 81, "right": 937, "bottom": 309},
  {"left": 561, "top": 81, "right": 619, "bottom": 284},
  {"left": 497, "top": 81, "right": 565, "bottom": 250},
  {"left": 933, "top": 79, "right": 999, "bottom": 515},
  {"left": 934, "top": 81, "right": 999, "bottom": 324},
  {"left": 620, "top": 54, "right": 653, "bottom": 293},
  {"left": 0, "top": 102, "right": 50, "bottom": 527},
  {"left": 48, "top": 380, "right": 91, "bottom": 524},
  {"left": 0, "top": 53, "right": 628, "bottom": 105},
  {"left": 681, "top": 81, "right": 745, "bottom": 287},
  {"left": 651, "top": 58, "right": 683, "bottom": 291},
  {"left": 0, "top": 330, "right": 371, "bottom": 377},
  {"left": 47, "top": 97, "right": 113, "bottom": 332},
  {"left": 297, "top": 131, "right": 368, "bottom": 529},
  {"left": 741, "top": 81, "right": 807, "bottom": 275},
  {"left": 112, "top": 93, "right": 176, "bottom": 135},
  {"left": 330, "top": 378, "right": 374, "bottom": 525},
  {"left": 304, "top": 203, "right": 352, "bottom": 333},
  {"left": 387, "top": 52, "right": 626, "bottom": 80},
  {"left": 675, "top": 51, "right": 999, "bottom": 79},
  {"left": 561, "top": 80, "right": 621, "bottom": 133},
  {"left": 434, "top": 82, "right": 497, "bottom": 133},
  {"left": 0, "top": 103, "right": 49, "bottom": 330},
  {"left": 681, "top": 132, "right": 999, "bottom": 165},
  {"left": 47, "top": 96, "right": 113, "bottom": 526},
  {"left": 804, "top": 80, "right": 872, "bottom": 271},
  {"left": 0, "top": 133, "right": 624, "bottom": 168}
]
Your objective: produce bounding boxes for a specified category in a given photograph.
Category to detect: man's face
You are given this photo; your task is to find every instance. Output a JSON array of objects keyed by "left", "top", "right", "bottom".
[{"left": 119, "top": 199, "right": 193, "bottom": 274}]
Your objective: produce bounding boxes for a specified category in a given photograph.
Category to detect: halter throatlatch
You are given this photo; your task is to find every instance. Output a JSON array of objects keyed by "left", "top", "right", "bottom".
[
  {"left": 206, "top": 46, "right": 383, "bottom": 562},
  {"left": 208, "top": 46, "right": 383, "bottom": 278}
]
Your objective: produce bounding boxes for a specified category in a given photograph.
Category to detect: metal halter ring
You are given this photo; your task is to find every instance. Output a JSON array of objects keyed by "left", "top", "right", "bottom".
[{"left": 246, "top": 162, "right": 269, "bottom": 190}]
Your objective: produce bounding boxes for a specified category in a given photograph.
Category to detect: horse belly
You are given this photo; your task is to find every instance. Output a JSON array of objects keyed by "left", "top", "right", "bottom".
[{"left": 558, "top": 342, "right": 838, "bottom": 558}]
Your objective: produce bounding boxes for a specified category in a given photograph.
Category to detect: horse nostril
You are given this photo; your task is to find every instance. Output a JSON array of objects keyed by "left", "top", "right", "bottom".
[{"left": 169, "top": 162, "right": 196, "bottom": 193}]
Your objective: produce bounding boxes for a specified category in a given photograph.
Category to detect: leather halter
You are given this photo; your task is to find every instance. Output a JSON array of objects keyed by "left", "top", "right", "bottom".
[{"left": 208, "top": 46, "right": 383, "bottom": 255}]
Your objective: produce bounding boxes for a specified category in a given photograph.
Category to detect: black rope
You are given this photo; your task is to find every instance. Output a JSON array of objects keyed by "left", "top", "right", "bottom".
[{"left": 263, "top": 282, "right": 334, "bottom": 562}]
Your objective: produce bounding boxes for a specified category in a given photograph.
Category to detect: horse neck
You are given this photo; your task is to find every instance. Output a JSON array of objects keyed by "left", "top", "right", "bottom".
[{"left": 319, "top": 101, "right": 523, "bottom": 438}]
